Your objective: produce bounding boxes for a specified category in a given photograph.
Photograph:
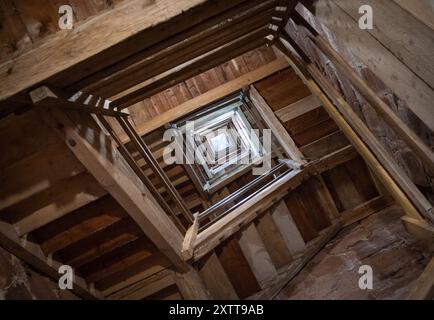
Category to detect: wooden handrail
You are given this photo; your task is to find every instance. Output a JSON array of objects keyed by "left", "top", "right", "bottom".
[
  {"left": 193, "top": 168, "right": 309, "bottom": 260},
  {"left": 274, "top": 38, "right": 424, "bottom": 222},
  {"left": 117, "top": 116, "right": 193, "bottom": 224},
  {"left": 290, "top": 13, "right": 434, "bottom": 174}
]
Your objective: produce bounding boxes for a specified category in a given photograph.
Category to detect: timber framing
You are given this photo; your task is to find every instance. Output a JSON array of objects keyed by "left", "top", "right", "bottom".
[
  {"left": 0, "top": 221, "right": 101, "bottom": 299},
  {"left": 0, "top": 0, "right": 246, "bottom": 101},
  {"left": 117, "top": 57, "right": 290, "bottom": 143},
  {"left": 112, "top": 28, "right": 269, "bottom": 109},
  {"left": 1, "top": 0, "right": 433, "bottom": 301},
  {"left": 30, "top": 102, "right": 189, "bottom": 272},
  {"left": 274, "top": 33, "right": 434, "bottom": 237}
]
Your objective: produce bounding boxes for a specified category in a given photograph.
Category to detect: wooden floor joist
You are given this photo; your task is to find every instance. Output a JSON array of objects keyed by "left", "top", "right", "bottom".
[
  {"left": 33, "top": 104, "right": 189, "bottom": 272},
  {"left": 249, "top": 85, "right": 305, "bottom": 163},
  {"left": 275, "top": 94, "right": 322, "bottom": 123},
  {"left": 0, "top": 0, "right": 249, "bottom": 101},
  {"left": 74, "top": 0, "right": 277, "bottom": 93},
  {"left": 277, "top": 31, "right": 434, "bottom": 223},
  {"left": 86, "top": 1, "right": 278, "bottom": 97},
  {"left": 0, "top": 221, "right": 101, "bottom": 299},
  {"left": 275, "top": 38, "right": 425, "bottom": 224},
  {"left": 407, "top": 257, "right": 434, "bottom": 300},
  {"left": 113, "top": 28, "right": 269, "bottom": 108},
  {"left": 118, "top": 57, "right": 289, "bottom": 143}
]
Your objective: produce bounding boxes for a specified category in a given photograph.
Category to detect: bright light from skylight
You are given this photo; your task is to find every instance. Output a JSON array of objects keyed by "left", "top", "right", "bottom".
[{"left": 210, "top": 133, "right": 230, "bottom": 153}]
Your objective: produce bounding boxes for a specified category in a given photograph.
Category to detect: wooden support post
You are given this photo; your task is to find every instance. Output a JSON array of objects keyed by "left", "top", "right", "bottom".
[
  {"left": 181, "top": 213, "right": 199, "bottom": 260},
  {"left": 174, "top": 267, "right": 211, "bottom": 300},
  {"left": 270, "top": 200, "right": 306, "bottom": 255},
  {"left": 274, "top": 38, "right": 425, "bottom": 224},
  {"left": 407, "top": 257, "right": 434, "bottom": 300},
  {"left": 249, "top": 85, "right": 305, "bottom": 163},
  {"left": 238, "top": 224, "right": 278, "bottom": 287},
  {"left": 197, "top": 252, "right": 239, "bottom": 300}
]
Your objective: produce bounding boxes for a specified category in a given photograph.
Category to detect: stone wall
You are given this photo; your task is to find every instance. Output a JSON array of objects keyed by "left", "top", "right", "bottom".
[{"left": 0, "top": 247, "right": 79, "bottom": 300}]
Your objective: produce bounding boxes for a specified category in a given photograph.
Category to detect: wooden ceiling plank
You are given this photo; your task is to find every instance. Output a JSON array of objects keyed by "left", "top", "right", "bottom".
[
  {"left": 275, "top": 94, "right": 322, "bottom": 122},
  {"left": 93, "top": 9, "right": 275, "bottom": 97},
  {"left": 71, "top": 0, "right": 271, "bottom": 92},
  {"left": 81, "top": 0, "right": 279, "bottom": 95},
  {"left": 112, "top": 28, "right": 270, "bottom": 109},
  {"left": 118, "top": 58, "right": 289, "bottom": 143},
  {"left": 59, "top": 220, "right": 142, "bottom": 267},
  {"left": 0, "top": 0, "right": 249, "bottom": 102},
  {"left": 0, "top": 220, "right": 101, "bottom": 299}
]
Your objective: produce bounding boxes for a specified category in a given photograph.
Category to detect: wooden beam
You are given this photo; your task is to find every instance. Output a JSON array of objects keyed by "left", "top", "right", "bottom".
[
  {"left": 29, "top": 86, "right": 127, "bottom": 117},
  {"left": 249, "top": 85, "right": 305, "bottom": 163},
  {"left": 85, "top": 1, "right": 278, "bottom": 97},
  {"left": 108, "top": 269, "right": 175, "bottom": 300},
  {"left": 393, "top": 0, "right": 434, "bottom": 30},
  {"left": 275, "top": 94, "right": 322, "bottom": 122},
  {"left": 295, "top": 1, "right": 434, "bottom": 132},
  {"left": 238, "top": 224, "right": 278, "bottom": 287},
  {"left": 0, "top": 221, "right": 100, "bottom": 299},
  {"left": 255, "top": 211, "right": 294, "bottom": 268},
  {"left": 197, "top": 252, "right": 239, "bottom": 299},
  {"left": 279, "top": 32, "right": 434, "bottom": 222},
  {"left": 74, "top": 0, "right": 276, "bottom": 92},
  {"left": 300, "top": 130, "right": 349, "bottom": 160},
  {"left": 311, "top": 145, "right": 358, "bottom": 174},
  {"left": 402, "top": 216, "right": 434, "bottom": 242},
  {"left": 334, "top": 0, "right": 434, "bottom": 89},
  {"left": 290, "top": 12, "right": 434, "bottom": 174},
  {"left": 340, "top": 196, "right": 393, "bottom": 227},
  {"left": 119, "top": 58, "right": 289, "bottom": 143},
  {"left": 113, "top": 28, "right": 269, "bottom": 108},
  {"left": 181, "top": 214, "right": 199, "bottom": 260},
  {"left": 249, "top": 222, "right": 341, "bottom": 299},
  {"left": 116, "top": 116, "right": 193, "bottom": 224},
  {"left": 407, "top": 257, "right": 434, "bottom": 300},
  {"left": 35, "top": 106, "right": 189, "bottom": 272},
  {"left": 0, "top": 0, "right": 247, "bottom": 102},
  {"left": 14, "top": 172, "right": 107, "bottom": 236},
  {"left": 194, "top": 169, "right": 310, "bottom": 260},
  {"left": 275, "top": 38, "right": 425, "bottom": 222},
  {"left": 270, "top": 201, "right": 306, "bottom": 255},
  {"left": 173, "top": 267, "right": 211, "bottom": 300},
  {"left": 101, "top": 258, "right": 172, "bottom": 296}
]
